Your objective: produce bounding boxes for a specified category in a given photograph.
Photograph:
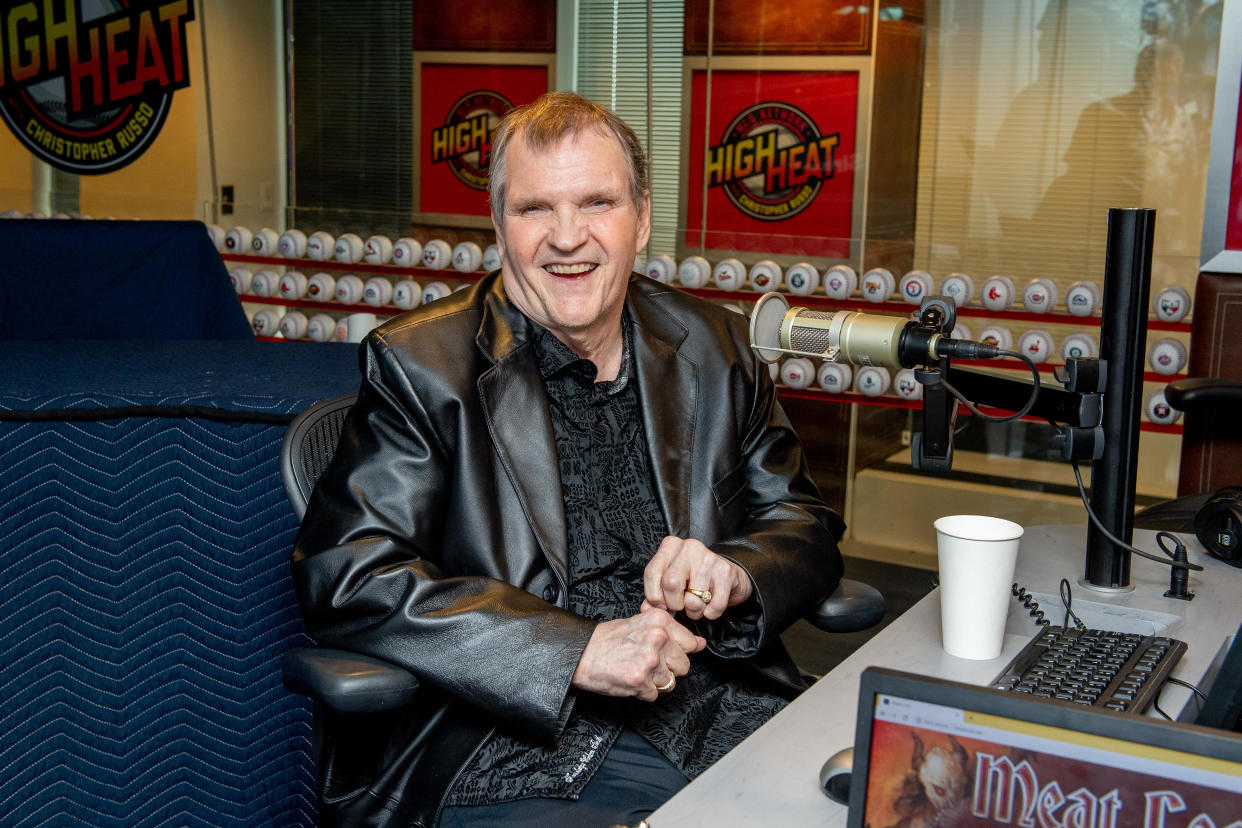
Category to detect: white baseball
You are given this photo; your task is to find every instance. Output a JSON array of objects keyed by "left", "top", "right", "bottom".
[
  {"left": 392, "top": 280, "right": 422, "bottom": 310},
  {"left": 279, "top": 311, "right": 309, "bottom": 340},
  {"left": 422, "top": 239, "right": 452, "bottom": 270},
  {"left": 334, "top": 233, "right": 364, "bottom": 264},
  {"left": 251, "top": 308, "right": 282, "bottom": 337},
  {"left": 860, "top": 268, "right": 895, "bottom": 303},
  {"left": 364, "top": 276, "right": 394, "bottom": 307},
  {"left": 749, "top": 260, "right": 783, "bottom": 292},
  {"left": 1065, "top": 281, "right": 1101, "bottom": 317},
  {"left": 855, "top": 366, "right": 892, "bottom": 397},
  {"left": 334, "top": 274, "right": 365, "bottom": 304},
  {"left": 422, "top": 281, "right": 451, "bottom": 304},
  {"left": 644, "top": 254, "right": 676, "bottom": 284},
  {"left": 392, "top": 238, "right": 423, "bottom": 267},
  {"left": 364, "top": 235, "right": 394, "bottom": 265},
  {"left": 306, "top": 231, "right": 335, "bottom": 261},
  {"left": 251, "top": 228, "right": 280, "bottom": 256},
  {"left": 779, "top": 357, "right": 816, "bottom": 390},
  {"left": 227, "top": 268, "right": 252, "bottom": 294},
  {"left": 452, "top": 241, "right": 484, "bottom": 272},
  {"left": 307, "top": 272, "right": 336, "bottom": 301},
  {"left": 980, "top": 276, "right": 1015, "bottom": 312},
  {"left": 306, "top": 313, "right": 337, "bottom": 342},
  {"left": 278, "top": 229, "right": 308, "bottom": 258},
  {"left": 250, "top": 269, "right": 282, "bottom": 298},
  {"left": 1147, "top": 337, "right": 1187, "bottom": 375},
  {"left": 206, "top": 223, "right": 226, "bottom": 251},
  {"left": 817, "top": 362, "right": 853, "bottom": 394},
  {"left": 894, "top": 368, "right": 923, "bottom": 400},
  {"left": 483, "top": 244, "right": 502, "bottom": 272},
  {"left": 822, "top": 265, "right": 858, "bottom": 300},
  {"left": 899, "top": 270, "right": 933, "bottom": 305},
  {"left": 1017, "top": 329, "right": 1054, "bottom": 363},
  {"left": 712, "top": 258, "right": 746, "bottom": 291},
  {"left": 1152, "top": 285, "right": 1191, "bottom": 323},
  {"left": 1060, "top": 332, "right": 1098, "bottom": 360},
  {"left": 677, "top": 255, "right": 711, "bottom": 289},
  {"left": 224, "top": 226, "right": 253, "bottom": 254},
  {"left": 938, "top": 273, "right": 975, "bottom": 307},
  {"left": 977, "top": 324, "right": 1013, "bottom": 351},
  {"left": 785, "top": 263, "right": 820, "bottom": 297},
  {"left": 1144, "top": 390, "right": 1181, "bottom": 425},
  {"left": 278, "top": 271, "right": 309, "bottom": 299},
  {"left": 1021, "top": 278, "right": 1058, "bottom": 314}
]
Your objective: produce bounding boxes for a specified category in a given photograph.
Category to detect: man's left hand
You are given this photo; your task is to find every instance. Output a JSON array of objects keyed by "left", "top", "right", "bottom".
[{"left": 642, "top": 536, "right": 753, "bottom": 621}]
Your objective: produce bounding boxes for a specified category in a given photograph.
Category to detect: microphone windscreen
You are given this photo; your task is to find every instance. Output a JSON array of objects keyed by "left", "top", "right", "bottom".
[{"left": 749, "top": 292, "right": 790, "bottom": 363}]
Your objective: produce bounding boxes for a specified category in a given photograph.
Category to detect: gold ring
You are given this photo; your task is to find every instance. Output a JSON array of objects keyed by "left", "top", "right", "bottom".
[
  {"left": 655, "top": 675, "right": 676, "bottom": 693},
  {"left": 686, "top": 587, "right": 712, "bottom": 603}
]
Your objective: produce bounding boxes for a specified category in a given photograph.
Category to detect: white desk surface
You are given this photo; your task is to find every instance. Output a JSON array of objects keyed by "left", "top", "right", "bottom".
[{"left": 650, "top": 524, "right": 1242, "bottom": 827}]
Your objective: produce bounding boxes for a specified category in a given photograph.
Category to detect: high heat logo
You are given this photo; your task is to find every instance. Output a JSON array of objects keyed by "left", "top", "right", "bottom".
[
  {"left": 429, "top": 90, "right": 511, "bottom": 191},
  {"left": 706, "top": 101, "right": 840, "bottom": 222},
  {"left": 0, "top": 0, "right": 194, "bottom": 175}
]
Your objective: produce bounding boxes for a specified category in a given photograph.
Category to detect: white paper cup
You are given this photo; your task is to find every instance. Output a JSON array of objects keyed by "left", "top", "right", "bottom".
[
  {"left": 934, "top": 515, "right": 1023, "bottom": 660},
  {"left": 335, "top": 312, "right": 378, "bottom": 343}
]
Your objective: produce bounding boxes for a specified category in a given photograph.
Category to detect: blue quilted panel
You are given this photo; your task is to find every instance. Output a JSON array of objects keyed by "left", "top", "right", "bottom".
[{"left": 0, "top": 414, "right": 317, "bottom": 826}]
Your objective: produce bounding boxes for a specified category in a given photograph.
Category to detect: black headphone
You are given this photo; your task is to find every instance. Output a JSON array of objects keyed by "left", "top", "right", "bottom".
[{"left": 1195, "top": 486, "right": 1242, "bottom": 566}]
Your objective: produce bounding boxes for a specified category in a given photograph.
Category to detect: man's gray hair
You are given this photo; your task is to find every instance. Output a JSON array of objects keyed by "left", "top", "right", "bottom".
[{"left": 488, "top": 91, "right": 649, "bottom": 225}]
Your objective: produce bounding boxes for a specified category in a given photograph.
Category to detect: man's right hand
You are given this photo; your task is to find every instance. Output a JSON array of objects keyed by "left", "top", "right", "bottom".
[{"left": 570, "top": 606, "right": 706, "bottom": 702}]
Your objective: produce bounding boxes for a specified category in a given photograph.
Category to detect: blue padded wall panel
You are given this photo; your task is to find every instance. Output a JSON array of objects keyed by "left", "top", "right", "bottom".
[{"left": 0, "top": 415, "right": 316, "bottom": 827}]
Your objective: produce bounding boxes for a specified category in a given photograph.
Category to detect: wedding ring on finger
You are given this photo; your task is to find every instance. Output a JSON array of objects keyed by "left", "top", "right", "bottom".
[
  {"left": 655, "top": 674, "right": 676, "bottom": 693},
  {"left": 685, "top": 587, "right": 712, "bottom": 604}
]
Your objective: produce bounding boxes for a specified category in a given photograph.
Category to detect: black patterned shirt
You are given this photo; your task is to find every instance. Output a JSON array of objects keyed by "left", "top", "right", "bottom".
[{"left": 445, "top": 316, "right": 787, "bottom": 806}]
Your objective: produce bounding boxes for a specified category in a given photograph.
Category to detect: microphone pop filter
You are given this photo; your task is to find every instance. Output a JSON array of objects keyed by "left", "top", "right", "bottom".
[{"left": 749, "top": 292, "right": 790, "bottom": 363}]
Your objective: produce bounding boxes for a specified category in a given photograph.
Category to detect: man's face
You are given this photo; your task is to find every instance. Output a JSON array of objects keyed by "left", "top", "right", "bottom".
[{"left": 495, "top": 127, "right": 651, "bottom": 352}]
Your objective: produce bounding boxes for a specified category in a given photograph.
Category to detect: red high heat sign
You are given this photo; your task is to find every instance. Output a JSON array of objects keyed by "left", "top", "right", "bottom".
[
  {"left": 0, "top": 0, "right": 194, "bottom": 175},
  {"left": 685, "top": 69, "right": 858, "bottom": 258}
]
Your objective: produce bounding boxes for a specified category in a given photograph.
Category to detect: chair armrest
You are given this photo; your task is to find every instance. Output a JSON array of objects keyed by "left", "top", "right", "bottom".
[
  {"left": 281, "top": 647, "right": 420, "bottom": 714},
  {"left": 803, "top": 578, "right": 886, "bottom": 634},
  {"left": 1165, "top": 378, "right": 1242, "bottom": 410}
]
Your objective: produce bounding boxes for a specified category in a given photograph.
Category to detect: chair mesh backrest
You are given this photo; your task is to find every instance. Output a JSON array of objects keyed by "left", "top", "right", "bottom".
[
  {"left": 298, "top": 408, "right": 350, "bottom": 497},
  {"left": 282, "top": 395, "right": 356, "bottom": 518}
]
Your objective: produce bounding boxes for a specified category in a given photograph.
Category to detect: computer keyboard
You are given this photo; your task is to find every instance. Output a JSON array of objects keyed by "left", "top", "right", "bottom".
[{"left": 990, "top": 626, "right": 1187, "bottom": 714}]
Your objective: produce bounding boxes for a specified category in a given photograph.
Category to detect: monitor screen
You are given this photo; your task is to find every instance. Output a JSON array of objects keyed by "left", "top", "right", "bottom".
[{"left": 848, "top": 668, "right": 1242, "bottom": 828}]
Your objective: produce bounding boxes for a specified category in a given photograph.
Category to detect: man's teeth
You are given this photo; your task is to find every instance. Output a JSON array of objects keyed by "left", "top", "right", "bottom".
[{"left": 545, "top": 263, "right": 596, "bottom": 275}]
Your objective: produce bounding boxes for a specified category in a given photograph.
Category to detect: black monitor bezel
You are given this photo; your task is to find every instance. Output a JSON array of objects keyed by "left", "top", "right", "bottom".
[{"left": 847, "top": 667, "right": 1242, "bottom": 827}]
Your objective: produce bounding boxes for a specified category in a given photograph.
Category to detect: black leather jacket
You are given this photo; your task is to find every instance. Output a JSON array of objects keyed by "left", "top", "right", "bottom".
[{"left": 291, "top": 273, "right": 844, "bottom": 827}]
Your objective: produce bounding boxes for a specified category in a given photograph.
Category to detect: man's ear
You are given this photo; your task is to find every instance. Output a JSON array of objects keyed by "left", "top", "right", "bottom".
[{"left": 636, "top": 191, "right": 652, "bottom": 252}]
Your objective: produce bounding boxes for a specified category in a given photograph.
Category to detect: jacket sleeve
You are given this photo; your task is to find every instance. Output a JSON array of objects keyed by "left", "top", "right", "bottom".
[
  {"left": 697, "top": 326, "right": 846, "bottom": 658},
  {"left": 290, "top": 330, "right": 593, "bottom": 742}
]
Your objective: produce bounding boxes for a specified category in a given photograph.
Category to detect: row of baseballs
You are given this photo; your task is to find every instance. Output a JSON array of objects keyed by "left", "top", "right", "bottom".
[
  {"left": 945, "top": 324, "right": 1189, "bottom": 374},
  {"left": 645, "top": 256, "right": 1193, "bottom": 323},
  {"left": 210, "top": 225, "right": 499, "bottom": 272},
  {"left": 229, "top": 268, "right": 465, "bottom": 309},
  {"left": 772, "top": 357, "right": 1182, "bottom": 422}
]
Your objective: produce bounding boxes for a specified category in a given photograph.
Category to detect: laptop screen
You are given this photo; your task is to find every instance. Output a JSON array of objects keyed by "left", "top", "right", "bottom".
[{"left": 847, "top": 668, "right": 1242, "bottom": 827}]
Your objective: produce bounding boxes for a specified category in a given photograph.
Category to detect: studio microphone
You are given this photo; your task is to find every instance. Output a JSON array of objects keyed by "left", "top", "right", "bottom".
[{"left": 748, "top": 292, "right": 1000, "bottom": 369}]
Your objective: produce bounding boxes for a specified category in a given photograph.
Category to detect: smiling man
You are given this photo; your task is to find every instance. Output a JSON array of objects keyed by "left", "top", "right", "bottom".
[{"left": 292, "top": 92, "right": 845, "bottom": 828}]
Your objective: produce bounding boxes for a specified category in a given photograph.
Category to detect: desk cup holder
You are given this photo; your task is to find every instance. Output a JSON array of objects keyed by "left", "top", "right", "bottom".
[{"left": 819, "top": 746, "right": 854, "bottom": 804}]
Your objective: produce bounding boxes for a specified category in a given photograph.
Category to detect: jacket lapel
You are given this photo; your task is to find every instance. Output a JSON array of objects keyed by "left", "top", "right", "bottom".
[
  {"left": 475, "top": 283, "right": 570, "bottom": 587},
  {"left": 629, "top": 284, "right": 696, "bottom": 538}
]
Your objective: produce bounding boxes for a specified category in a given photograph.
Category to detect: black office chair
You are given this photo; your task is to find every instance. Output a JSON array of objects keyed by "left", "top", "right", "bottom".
[{"left": 280, "top": 394, "right": 886, "bottom": 717}]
